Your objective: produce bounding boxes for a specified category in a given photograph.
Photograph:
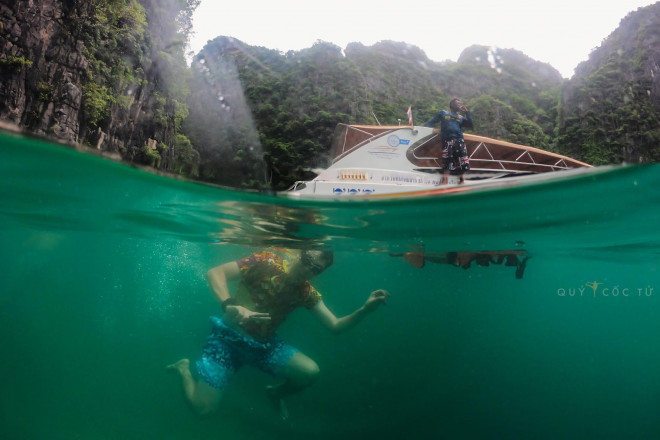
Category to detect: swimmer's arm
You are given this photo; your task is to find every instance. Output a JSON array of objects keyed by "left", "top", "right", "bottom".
[
  {"left": 310, "top": 290, "right": 389, "bottom": 334},
  {"left": 207, "top": 261, "right": 270, "bottom": 324},
  {"left": 206, "top": 261, "right": 241, "bottom": 304}
]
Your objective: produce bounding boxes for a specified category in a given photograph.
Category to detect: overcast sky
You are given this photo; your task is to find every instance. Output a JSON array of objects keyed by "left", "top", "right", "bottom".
[{"left": 189, "top": 0, "right": 656, "bottom": 79}]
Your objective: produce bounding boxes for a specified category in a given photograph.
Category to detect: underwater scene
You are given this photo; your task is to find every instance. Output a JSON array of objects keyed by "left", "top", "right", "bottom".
[{"left": 1, "top": 131, "right": 660, "bottom": 439}]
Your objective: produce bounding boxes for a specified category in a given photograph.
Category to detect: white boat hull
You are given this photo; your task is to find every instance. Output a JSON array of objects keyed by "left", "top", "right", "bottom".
[{"left": 287, "top": 124, "right": 591, "bottom": 197}]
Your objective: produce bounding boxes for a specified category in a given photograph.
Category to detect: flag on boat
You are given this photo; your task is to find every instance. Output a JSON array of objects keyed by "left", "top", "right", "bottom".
[{"left": 407, "top": 106, "right": 413, "bottom": 126}]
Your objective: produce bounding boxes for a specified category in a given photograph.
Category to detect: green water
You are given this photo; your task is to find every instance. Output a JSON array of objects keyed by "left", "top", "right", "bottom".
[{"left": 1, "top": 132, "right": 659, "bottom": 439}]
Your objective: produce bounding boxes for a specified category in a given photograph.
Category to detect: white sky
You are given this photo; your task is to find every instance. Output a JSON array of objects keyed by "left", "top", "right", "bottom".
[{"left": 189, "top": 0, "right": 656, "bottom": 79}]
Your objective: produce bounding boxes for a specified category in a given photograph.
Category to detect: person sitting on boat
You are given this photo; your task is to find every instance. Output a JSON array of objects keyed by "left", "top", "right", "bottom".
[
  {"left": 424, "top": 98, "right": 474, "bottom": 185},
  {"left": 167, "top": 249, "right": 390, "bottom": 420}
]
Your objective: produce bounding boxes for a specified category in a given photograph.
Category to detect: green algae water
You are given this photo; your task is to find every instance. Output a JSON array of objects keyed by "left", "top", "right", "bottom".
[{"left": 1, "top": 131, "right": 660, "bottom": 439}]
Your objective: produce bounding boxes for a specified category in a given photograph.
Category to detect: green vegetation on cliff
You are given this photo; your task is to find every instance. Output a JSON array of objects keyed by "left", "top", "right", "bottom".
[
  {"left": 187, "top": 39, "right": 565, "bottom": 189},
  {"left": 557, "top": 4, "right": 660, "bottom": 164},
  {"left": 72, "top": 0, "right": 200, "bottom": 173}
]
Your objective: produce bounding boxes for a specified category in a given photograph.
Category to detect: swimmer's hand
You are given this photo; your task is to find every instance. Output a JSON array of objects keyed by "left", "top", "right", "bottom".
[
  {"left": 225, "top": 305, "right": 271, "bottom": 327},
  {"left": 363, "top": 289, "right": 390, "bottom": 312}
]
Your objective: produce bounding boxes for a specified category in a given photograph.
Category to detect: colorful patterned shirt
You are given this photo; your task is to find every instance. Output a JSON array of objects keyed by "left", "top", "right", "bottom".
[{"left": 234, "top": 251, "right": 322, "bottom": 340}]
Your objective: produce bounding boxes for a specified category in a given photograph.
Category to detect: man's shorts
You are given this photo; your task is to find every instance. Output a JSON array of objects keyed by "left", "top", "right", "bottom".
[
  {"left": 442, "top": 138, "right": 470, "bottom": 174},
  {"left": 195, "top": 316, "right": 298, "bottom": 390}
]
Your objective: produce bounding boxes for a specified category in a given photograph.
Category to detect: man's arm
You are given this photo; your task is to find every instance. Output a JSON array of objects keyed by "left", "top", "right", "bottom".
[
  {"left": 310, "top": 289, "right": 389, "bottom": 334},
  {"left": 462, "top": 110, "right": 474, "bottom": 130},
  {"left": 206, "top": 261, "right": 241, "bottom": 304},
  {"left": 423, "top": 111, "right": 443, "bottom": 127},
  {"left": 207, "top": 260, "right": 271, "bottom": 324}
]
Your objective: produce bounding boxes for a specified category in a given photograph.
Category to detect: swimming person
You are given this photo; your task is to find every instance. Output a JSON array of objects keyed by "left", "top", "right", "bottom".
[
  {"left": 424, "top": 98, "right": 474, "bottom": 184},
  {"left": 167, "top": 249, "right": 390, "bottom": 420}
]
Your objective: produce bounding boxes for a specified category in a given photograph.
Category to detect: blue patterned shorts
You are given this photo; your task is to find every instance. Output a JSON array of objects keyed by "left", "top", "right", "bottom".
[
  {"left": 442, "top": 138, "right": 470, "bottom": 174},
  {"left": 195, "top": 316, "right": 298, "bottom": 390}
]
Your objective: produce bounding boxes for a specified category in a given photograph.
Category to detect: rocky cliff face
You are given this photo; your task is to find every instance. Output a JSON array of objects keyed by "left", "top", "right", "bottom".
[
  {"left": 0, "top": 1, "right": 88, "bottom": 141},
  {"left": 0, "top": 0, "right": 193, "bottom": 175},
  {"left": 557, "top": 2, "right": 660, "bottom": 164},
  {"left": 573, "top": 4, "right": 660, "bottom": 102}
]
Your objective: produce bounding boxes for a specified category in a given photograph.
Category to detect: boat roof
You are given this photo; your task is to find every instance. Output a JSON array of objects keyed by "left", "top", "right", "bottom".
[{"left": 330, "top": 124, "right": 591, "bottom": 174}]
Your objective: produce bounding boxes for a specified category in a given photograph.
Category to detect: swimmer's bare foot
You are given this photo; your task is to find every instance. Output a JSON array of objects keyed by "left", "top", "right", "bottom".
[
  {"left": 166, "top": 359, "right": 191, "bottom": 378},
  {"left": 266, "top": 385, "right": 289, "bottom": 421}
]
